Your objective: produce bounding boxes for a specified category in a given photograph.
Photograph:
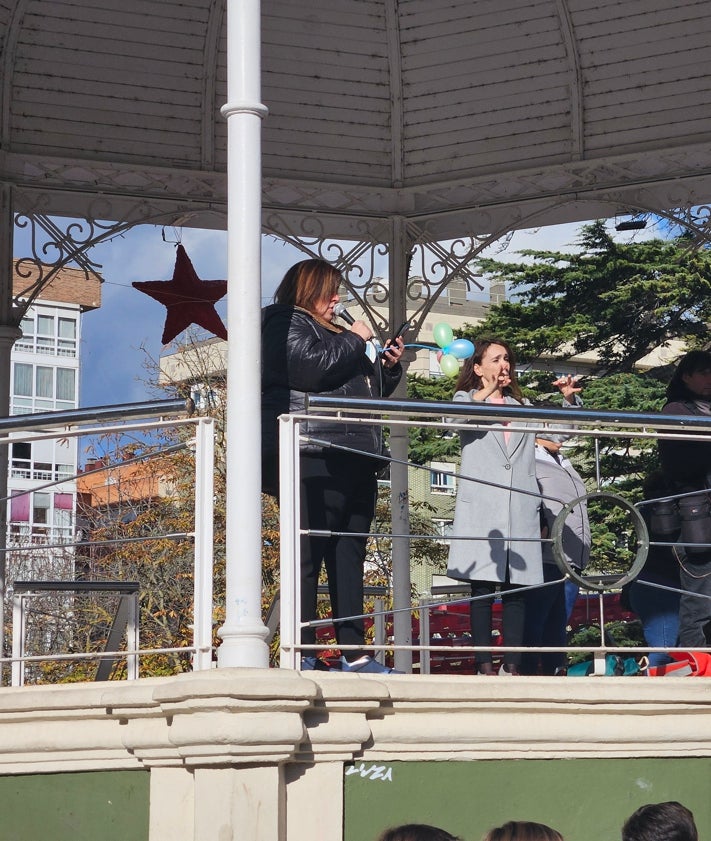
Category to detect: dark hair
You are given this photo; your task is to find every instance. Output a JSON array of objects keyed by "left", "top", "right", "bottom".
[
  {"left": 622, "top": 802, "right": 698, "bottom": 841},
  {"left": 483, "top": 821, "right": 564, "bottom": 841},
  {"left": 273, "top": 258, "right": 341, "bottom": 314},
  {"left": 665, "top": 350, "right": 711, "bottom": 402},
  {"left": 377, "top": 825, "right": 461, "bottom": 841},
  {"left": 454, "top": 337, "right": 523, "bottom": 401}
]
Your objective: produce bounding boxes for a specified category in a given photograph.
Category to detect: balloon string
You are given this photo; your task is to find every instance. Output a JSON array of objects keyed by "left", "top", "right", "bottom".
[{"left": 379, "top": 343, "right": 434, "bottom": 353}]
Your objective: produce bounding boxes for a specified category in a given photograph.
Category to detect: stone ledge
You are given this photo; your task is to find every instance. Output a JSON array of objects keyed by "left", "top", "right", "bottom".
[{"left": 0, "top": 670, "right": 709, "bottom": 774}]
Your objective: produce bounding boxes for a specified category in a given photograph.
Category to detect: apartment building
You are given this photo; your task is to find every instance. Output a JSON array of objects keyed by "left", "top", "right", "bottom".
[{"left": 7, "top": 264, "right": 101, "bottom": 580}]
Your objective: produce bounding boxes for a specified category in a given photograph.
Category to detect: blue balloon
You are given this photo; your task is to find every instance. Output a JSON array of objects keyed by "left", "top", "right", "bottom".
[{"left": 448, "top": 338, "right": 475, "bottom": 360}]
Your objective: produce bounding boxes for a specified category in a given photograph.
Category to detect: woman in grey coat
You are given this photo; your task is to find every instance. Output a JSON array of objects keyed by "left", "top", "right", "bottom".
[{"left": 446, "top": 338, "right": 543, "bottom": 674}]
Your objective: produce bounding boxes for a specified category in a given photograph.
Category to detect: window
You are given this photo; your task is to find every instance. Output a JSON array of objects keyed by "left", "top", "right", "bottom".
[
  {"left": 12, "top": 364, "right": 78, "bottom": 411},
  {"left": 36, "top": 366, "right": 53, "bottom": 398},
  {"left": 10, "top": 491, "right": 30, "bottom": 522},
  {"left": 58, "top": 318, "right": 77, "bottom": 356},
  {"left": 33, "top": 492, "right": 50, "bottom": 525},
  {"left": 56, "top": 368, "right": 75, "bottom": 402},
  {"left": 17, "top": 316, "right": 34, "bottom": 352},
  {"left": 37, "top": 314, "right": 53, "bottom": 335},
  {"left": 13, "top": 363, "right": 33, "bottom": 397},
  {"left": 11, "top": 442, "right": 32, "bottom": 477},
  {"left": 15, "top": 312, "right": 77, "bottom": 356},
  {"left": 34, "top": 462, "right": 53, "bottom": 480},
  {"left": 54, "top": 493, "right": 74, "bottom": 532},
  {"left": 430, "top": 461, "right": 456, "bottom": 494},
  {"left": 12, "top": 442, "right": 31, "bottom": 461},
  {"left": 432, "top": 518, "right": 454, "bottom": 543}
]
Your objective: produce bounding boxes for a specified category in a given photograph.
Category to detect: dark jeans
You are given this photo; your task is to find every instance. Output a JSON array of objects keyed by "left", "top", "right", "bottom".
[
  {"left": 521, "top": 563, "right": 566, "bottom": 675},
  {"left": 626, "top": 579, "right": 680, "bottom": 667},
  {"left": 470, "top": 580, "right": 525, "bottom": 667},
  {"left": 678, "top": 555, "right": 711, "bottom": 648},
  {"left": 300, "top": 451, "right": 378, "bottom": 656}
]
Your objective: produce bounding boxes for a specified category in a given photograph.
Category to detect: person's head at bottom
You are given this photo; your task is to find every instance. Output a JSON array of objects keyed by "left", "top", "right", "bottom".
[
  {"left": 483, "top": 821, "right": 564, "bottom": 841},
  {"left": 377, "top": 824, "right": 462, "bottom": 841},
  {"left": 622, "top": 802, "right": 698, "bottom": 841}
]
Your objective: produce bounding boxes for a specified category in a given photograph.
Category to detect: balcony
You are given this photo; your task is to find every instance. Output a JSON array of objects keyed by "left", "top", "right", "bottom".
[{"left": 1, "top": 396, "right": 710, "bottom": 684}]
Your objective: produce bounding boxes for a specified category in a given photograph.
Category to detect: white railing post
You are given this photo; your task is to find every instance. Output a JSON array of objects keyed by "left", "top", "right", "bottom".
[
  {"left": 11, "top": 590, "right": 26, "bottom": 686},
  {"left": 279, "top": 416, "right": 301, "bottom": 668},
  {"left": 419, "top": 597, "right": 431, "bottom": 675},
  {"left": 192, "top": 417, "right": 215, "bottom": 671},
  {"left": 126, "top": 593, "right": 139, "bottom": 681},
  {"left": 374, "top": 597, "right": 385, "bottom": 665}
]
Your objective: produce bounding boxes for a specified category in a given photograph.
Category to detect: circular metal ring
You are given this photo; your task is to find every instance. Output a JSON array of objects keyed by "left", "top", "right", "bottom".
[{"left": 551, "top": 490, "right": 649, "bottom": 592}]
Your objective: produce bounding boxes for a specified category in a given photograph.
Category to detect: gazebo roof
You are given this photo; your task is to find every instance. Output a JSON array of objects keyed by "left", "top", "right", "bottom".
[{"left": 3, "top": 1, "right": 711, "bottom": 239}]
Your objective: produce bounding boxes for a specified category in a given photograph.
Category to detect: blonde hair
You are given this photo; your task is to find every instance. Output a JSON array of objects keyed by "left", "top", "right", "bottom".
[{"left": 483, "top": 822, "right": 564, "bottom": 841}]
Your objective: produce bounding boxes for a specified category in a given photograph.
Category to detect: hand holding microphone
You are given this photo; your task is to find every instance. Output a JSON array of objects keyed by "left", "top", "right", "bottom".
[
  {"left": 335, "top": 303, "right": 408, "bottom": 367},
  {"left": 334, "top": 303, "right": 372, "bottom": 342}
]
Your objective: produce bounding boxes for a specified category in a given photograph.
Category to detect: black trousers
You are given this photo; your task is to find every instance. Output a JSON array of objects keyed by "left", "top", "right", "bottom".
[
  {"left": 300, "top": 451, "right": 378, "bottom": 655},
  {"left": 678, "top": 554, "right": 711, "bottom": 647},
  {"left": 470, "top": 580, "right": 526, "bottom": 667}
]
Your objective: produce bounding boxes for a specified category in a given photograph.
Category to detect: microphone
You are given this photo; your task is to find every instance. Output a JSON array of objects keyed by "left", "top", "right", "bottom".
[{"left": 333, "top": 302, "right": 355, "bottom": 325}]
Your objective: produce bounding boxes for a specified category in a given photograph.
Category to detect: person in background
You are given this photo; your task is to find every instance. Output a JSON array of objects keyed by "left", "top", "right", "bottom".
[
  {"left": 482, "top": 821, "right": 564, "bottom": 841},
  {"left": 622, "top": 802, "right": 698, "bottom": 841},
  {"left": 522, "top": 375, "right": 591, "bottom": 675},
  {"left": 377, "top": 824, "right": 463, "bottom": 841},
  {"left": 657, "top": 350, "right": 711, "bottom": 647},
  {"left": 447, "top": 338, "right": 543, "bottom": 676},
  {"left": 261, "top": 258, "right": 404, "bottom": 673},
  {"left": 621, "top": 472, "right": 681, "bottom": 668}
]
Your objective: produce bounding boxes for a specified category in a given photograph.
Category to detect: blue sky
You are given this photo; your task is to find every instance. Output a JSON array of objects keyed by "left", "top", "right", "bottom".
[{"left": 65, "top": 226, "right": 305, "bottom": 407}]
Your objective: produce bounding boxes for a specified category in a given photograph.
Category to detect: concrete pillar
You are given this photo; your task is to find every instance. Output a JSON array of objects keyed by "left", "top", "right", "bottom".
[
  {"left": 149, "top": 767, "right": 194, "bottom": 841},
  {"left": 193, "top": 765, "right": 283, "bottom": 841},
  {"left": 285, "top": 762, "right": 344, "bottom": 841}
]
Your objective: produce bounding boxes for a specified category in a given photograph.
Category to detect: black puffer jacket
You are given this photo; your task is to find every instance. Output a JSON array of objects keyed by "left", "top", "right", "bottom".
[
  {"left": 261, "top": 304, "right": 402, "bottom": 478},
  {"left": 659, "top": 399, "right": 711, "bottom": 489}
]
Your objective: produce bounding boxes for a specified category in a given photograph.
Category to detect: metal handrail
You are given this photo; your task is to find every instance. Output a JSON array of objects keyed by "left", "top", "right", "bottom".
[
  {"left": 279, "top": 397, "right": 711, "bottom": 674},
  {"left": 0, "top": 397, "right": 190, "bottom": 435},
  {"left": 1, "top": 401, "right": 215, "bottom": 686},
  {"left": 306, "top": 393, "right": 711, "bottom": 432}
]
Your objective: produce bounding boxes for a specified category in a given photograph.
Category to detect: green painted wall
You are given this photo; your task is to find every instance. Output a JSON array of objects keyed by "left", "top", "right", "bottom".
[
  {"left": 0, "top": 770, "right": 149, "bottom": 841},
  {"left": 345, "top": 758, "right": 711, "bottom": 841}
]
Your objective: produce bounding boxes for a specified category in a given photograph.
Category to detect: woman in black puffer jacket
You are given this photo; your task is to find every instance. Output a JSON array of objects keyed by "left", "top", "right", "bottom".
[{"left": 262, "top": 259, "right": 404, "bottom": 673}]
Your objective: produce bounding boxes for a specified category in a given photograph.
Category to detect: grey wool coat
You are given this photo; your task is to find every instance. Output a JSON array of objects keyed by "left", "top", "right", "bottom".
[{"left": 447, "top": 391, "right": 543, "bottom": 586}]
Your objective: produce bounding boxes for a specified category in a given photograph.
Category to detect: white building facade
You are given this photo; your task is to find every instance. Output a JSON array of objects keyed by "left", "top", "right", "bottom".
[{"left": 7, "top": 266, "right": 101, "bottom": 580}]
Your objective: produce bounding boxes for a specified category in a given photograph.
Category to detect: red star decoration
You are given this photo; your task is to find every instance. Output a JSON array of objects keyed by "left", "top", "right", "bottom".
[{"left": 133, "top": 244, "right": 228, "bottom": 344}]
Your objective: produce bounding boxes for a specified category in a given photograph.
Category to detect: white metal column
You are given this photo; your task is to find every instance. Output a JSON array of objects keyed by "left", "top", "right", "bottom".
[
  {"left": 389, "top": 216, "right": 413, "bottom": 673},
  {"left": 217, "top": 0, "right": 270, "bottom": 666}
]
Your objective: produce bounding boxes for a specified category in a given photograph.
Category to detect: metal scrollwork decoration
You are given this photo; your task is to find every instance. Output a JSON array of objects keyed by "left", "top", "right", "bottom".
[{"left": 11, "top": 201, "right": 205, "bottom": 322}]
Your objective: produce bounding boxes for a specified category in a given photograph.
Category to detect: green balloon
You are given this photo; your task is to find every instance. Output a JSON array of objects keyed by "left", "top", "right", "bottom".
[
  {"left": 440, "top": 353, "right": 459, "bottom": 377},
  {"left": 433, "top": 322, "right": 454, "bottom": 349}
]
